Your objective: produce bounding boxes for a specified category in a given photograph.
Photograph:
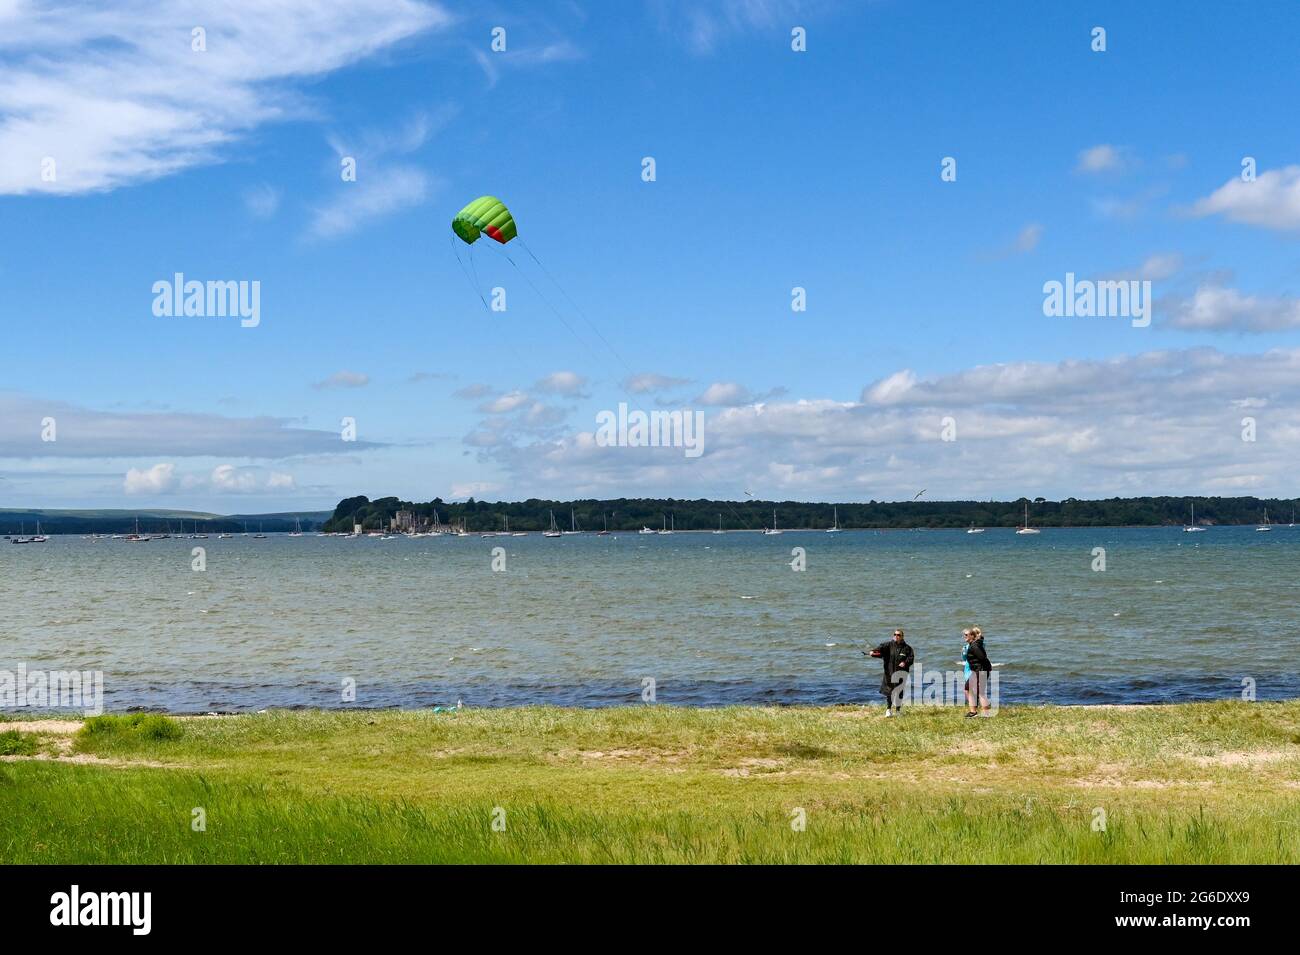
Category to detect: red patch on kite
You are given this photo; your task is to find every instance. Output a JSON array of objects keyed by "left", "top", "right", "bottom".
[{"left": 486, "top": 225, "right": 505, "bottom": 243}]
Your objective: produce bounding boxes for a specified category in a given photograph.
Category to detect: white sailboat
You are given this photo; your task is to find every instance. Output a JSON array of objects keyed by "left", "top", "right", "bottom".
[
  {"left": 598, "top": 513, "right": 611, "bottom": 536},
  {"left": 658, "top": 514, "right": 674, "bottom": 535},
  {"left": 1183, "top": 500, "right": 1205, "bottom": 533},
  {"left": 826, "top": 507, "right": 841, "bottom": 533},
  {"left": 712, "top": 513, "right": 725, "bottom": 535},
  {"left": 543, "top": 510, "right": 562, "bottom": 538},
  {"left": 763, "top": 508, "right": 782, "bottom": 535},
  {"left": 125, "top": 517, "right": 149, "bottom": 543},
  {"left": 1015, "top": 501, "right": 1040, "bottom": 535},
  {"left": 563, "top": 509, "right": 582, "bottom": 535},
  {"left": 1256, "top": 509, "right": 1272, "bottom": 532},
  {"left": 289, "top": 518, "right": 303, "bottom": 537}
]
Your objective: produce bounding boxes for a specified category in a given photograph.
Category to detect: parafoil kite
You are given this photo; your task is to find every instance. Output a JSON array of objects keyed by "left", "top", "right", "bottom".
[{"left": 451, "top": 196, "right": 517, "bottom": 245}]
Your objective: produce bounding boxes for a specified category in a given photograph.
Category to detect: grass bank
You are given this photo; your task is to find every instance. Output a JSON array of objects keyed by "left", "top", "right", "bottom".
[{"left": 2, "top": 701, "right": 1298, "bottom": 863}]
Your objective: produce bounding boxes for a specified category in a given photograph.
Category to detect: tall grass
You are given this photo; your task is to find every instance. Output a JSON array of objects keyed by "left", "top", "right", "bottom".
[{"left": 1, "top": 702, "right": 1296, "bottom": 864}]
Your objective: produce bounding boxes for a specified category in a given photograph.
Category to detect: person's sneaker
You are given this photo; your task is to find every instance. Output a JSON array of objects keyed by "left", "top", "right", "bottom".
[
  {"left": 965, "top": 711, "right": 978, "bottom": 719},
  {"left": 884, "top": 708, "right": 893, "bottom": 717}
]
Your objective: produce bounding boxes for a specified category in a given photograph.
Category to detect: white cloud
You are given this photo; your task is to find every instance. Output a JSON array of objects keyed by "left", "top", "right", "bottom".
[
  {"left": 1099, "top": 252, "right": 1184, "bottom": 283},
  {"left": 243, "top": 183, "right": 281, "bottom": 219},
  {"left": 695, "top": 382, "right": 755, "bottom": 406},
  {"left": 654, "top": 0, "right": 806, "bottom": 55},
  {"left": 1014, "top": 223, "right": 1043, "bottom": 253},
  {"left": 623, "top": 372, "right": 692, "bottom": 394},
  {"left": 210, "top": 463, "right": 259, "bottom": 493},
  {"left": 1164, "top": 284, "right": 1300, "bottom": 333},
  {"left": 124, "top": 462, "right": 177, "bottom": 495},
  {"left": 535, "top": 371, "right": 589, "bottom": 396},
  {"left": 0, "top": 392, "right": 377, "bottom": 458},
  {"left": 305, "top": 165, "right": 431, "bottom": 241},
  {"left": 1190, "top": 165, "right": 1300, "bottom": 230},
  {"left": 450, "top": 481, "right": 501, "bottom": 499},
  {"left": 313, "top": 370, "right": 370, "bottom": 389},
  {"left": 466, "top": 348, "right": 1300, "bottom": 500},
  {"left": 1076, "top": 144, "right": 1126, "bottom": 174},
  {"left": 478, "top": 390, "right": 530, "bottom": 414},
  {"left": 0, "top": 0, "right": 449, "bottom": 196}
]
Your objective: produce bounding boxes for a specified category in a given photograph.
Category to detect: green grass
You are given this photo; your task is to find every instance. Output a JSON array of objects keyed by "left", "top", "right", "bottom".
[
  {"left": 0, "top": 730, "right": 39, "bottom": 757},
  {"left": 79, "top": 713, "right": 184, "bottom": 747},
  {"left": 2, "top": 701, "right": 1298, "bottom": 863}
]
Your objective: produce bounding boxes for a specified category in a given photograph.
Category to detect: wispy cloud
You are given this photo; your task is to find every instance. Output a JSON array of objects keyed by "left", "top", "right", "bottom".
[
  {"left": 312, "top": 370, "right": 370, "bottom": 390},
  {"left": 471, "top": 39, "right": 583, "bottom": 88},
  {"left": 0, "top": 0, "right": 450, "bottom": 196},
  {"left": 1075, "top": 143, "right": 1128, "bottom": 174},
  {"left": 652, "top": 0, "right": 813, "bottom": 55},
  {"left": 622, "top": 372, "right": 692, "bottom": 394},
  {"left": 243, "top": 183, "right": 281, "bottom": 219},
  {"left": 0, "top": 392, "right": 376, "bottom": 458},
  {"left": 305, "top": 109, "right": 453, "bottom": 240}
]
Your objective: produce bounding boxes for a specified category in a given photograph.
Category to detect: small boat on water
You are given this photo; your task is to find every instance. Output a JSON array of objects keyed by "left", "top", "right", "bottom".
[
  {"left": 712, "top": 513, "right": 725, "bottom": 535},
  {"left": 1183, "top": 500, "right": 1205, "bottom": 533},
  {"left": 763, "top": 509, "right": 782, "bottom": 535},
  {"left": 1256, "top": 509, "right": 1272, "bottom": 532},
  {"left": 288, "top": 518, "right": 303, "bottom": 537},
  {"left": 826, "top": 507, "right": 841, "bottom": 533},
  {"left": 657, "top": 514, "right": 675, "bottom": 535},
  {"left": 1015, "top": 501, "right": 1040, "bottom": 535},
  {"left": 125, "top": 518, "right": 149, "bottom": 543},
  {"left": 966, "top": 521, "right": 984, "bottom": 534},
  {"left": 543, "top": 510, "right": 562, "bottom": 538},
  {"left": 563, "top": 509, "right": 582, "bottom": 535},
  {"left": 638, "top": 525, "right": 656, "bottom": 535},
  {"left": 597, "top": 513, "right": 611, "bottom": 536}
]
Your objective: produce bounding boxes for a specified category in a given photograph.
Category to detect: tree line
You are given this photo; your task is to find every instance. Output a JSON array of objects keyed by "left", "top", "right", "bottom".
[{"left": 321, "top": 494, "right": 1299, "bottom": 533}]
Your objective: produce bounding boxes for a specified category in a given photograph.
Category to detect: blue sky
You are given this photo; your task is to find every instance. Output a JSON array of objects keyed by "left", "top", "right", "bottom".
[{"left": 4, "top": 0, "right": 1300, "bottom": 510}]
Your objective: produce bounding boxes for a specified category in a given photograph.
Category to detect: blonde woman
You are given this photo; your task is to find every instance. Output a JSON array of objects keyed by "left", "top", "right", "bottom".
[
  {"left": 967, "top": 626, "right": 992, "bottom": 715},
  {"left": 960, "top": 630, "right": 977, "bottom": 716}
]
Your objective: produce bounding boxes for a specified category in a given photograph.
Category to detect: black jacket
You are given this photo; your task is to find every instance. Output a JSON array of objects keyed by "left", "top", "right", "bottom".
[
  {"left": 871, "top": 639, "right": 914, "bottom": 694},
  {"left": 966, "top": 638, "right": 992, "bottom": 673}
]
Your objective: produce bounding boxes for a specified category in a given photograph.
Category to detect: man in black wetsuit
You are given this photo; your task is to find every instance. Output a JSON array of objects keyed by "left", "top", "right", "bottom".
[{"left": 869, "top": 629, "right": 914, "bottom": 717}]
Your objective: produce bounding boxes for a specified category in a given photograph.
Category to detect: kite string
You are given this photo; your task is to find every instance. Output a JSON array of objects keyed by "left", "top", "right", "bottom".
[
  {"left": 517, "top": 237, "right": 633, "bottom": 376},
  {"left": 452, "top": 234, "right": 491, "bottom": 312},
  {"left": 502, "top": 248, "right": 605, "bottom": 368},
  {"left": 452, "top": 235, "right": 531, "bottom": 366}
]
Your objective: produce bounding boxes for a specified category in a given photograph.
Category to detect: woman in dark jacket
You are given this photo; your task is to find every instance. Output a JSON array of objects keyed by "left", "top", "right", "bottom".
[
  {"left": 869, "top": 629, "right": 914, "bottom": 716},
  {"left": 964, "top": 626, "right": 993, "bottom": 716}
]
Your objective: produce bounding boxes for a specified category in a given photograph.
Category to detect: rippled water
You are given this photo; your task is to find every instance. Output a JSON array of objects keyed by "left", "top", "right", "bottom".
[{"left": 2, "top": 527, "right": 1297, "bottom": 711}]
